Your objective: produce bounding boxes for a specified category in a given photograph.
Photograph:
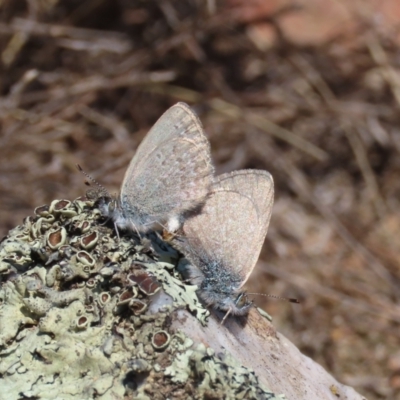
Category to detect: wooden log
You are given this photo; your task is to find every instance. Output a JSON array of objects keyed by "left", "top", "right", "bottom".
[{"left": 0, "top": 197, "right": 365, "bottom": 399}]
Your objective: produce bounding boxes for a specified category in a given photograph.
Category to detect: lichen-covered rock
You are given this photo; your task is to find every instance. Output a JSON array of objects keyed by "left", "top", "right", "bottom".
[{"left": 0, "top": 196, "right": 284, "bottom": 400}]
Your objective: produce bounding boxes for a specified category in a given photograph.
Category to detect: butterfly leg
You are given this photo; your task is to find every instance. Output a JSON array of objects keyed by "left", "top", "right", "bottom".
[
  {"left": 113, "top": 222, "right": 121, "bottom": 241},
  {"left": 221, "top": 308, "right": 232, "bottom": 325},
  {"left": 129, "top": 221, "right": 142, "bottom": 240}
]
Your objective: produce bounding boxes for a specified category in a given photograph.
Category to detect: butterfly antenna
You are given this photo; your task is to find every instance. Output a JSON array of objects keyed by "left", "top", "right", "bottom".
[
  {"left": 247, "top": 293, "right": 300, "bottom": 304},
  {"left": 76, "top": 164, "right": 110, "bottom": 197}
]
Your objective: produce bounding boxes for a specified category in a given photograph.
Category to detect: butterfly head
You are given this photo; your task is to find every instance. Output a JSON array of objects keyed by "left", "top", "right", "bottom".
[
  {"left": 198, "top": 283, "right": 253, "bottom": 317},
  {"left": 97, "top": 196, "right": 129, "bottom": 229},
  {"left": 217, "top": 291, "right": 252, "bottom": 316},
  {"left": 98, "top": 195, "right": 115, "bottom": 218}
]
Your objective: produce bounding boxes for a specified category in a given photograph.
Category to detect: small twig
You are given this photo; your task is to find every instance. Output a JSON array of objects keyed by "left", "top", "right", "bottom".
[
  {"left": 78, "top": 105, "right": 130, "bottom": 142},
  {"left": 141, "top": 84, "right": 203, "bottom": 103},
  {"left": 343, "top": 123, "right": 386, "bottom": 218},
  {"left": 2, "top": 18, "right": 130, "bottom": 42},
  {"left": 209, "top": 98, "right": 329, "bottom": 162},
  {"left": 290, "top": 52, "right": 386, "bottom": 218},
  {"left": 367, "top": 32, "right": 400, "bottom": 109},
  {"left": 17, "top": 71, "right": 176, "bottom": 106}
]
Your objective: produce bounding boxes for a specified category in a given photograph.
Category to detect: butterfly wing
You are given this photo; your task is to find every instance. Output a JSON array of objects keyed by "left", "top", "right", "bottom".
[
  {"left": 180, "top": 169, "right": 274, "bottom": 289},
  {"left": 120, "top": 102, "right": 214, "bottom": 226}
]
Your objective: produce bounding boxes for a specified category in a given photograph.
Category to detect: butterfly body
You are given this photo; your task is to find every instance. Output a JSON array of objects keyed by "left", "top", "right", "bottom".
[{"left": 194, "top": 261, "right": 253, "bottom": 315}]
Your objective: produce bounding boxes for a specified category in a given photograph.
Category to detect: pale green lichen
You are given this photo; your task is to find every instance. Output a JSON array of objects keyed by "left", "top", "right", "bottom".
[
  {"left": 0, "top": 195, "right": 285, "bottom": 399},
  {"left": 143, "top": 261, "right": 210, "bottom": 324},
  {"left": 145, "top": 339, "right": 286, "bottom": 400}
]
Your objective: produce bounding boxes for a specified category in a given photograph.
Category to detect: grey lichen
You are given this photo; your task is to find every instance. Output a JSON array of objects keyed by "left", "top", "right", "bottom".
[{"left": 0, "top": 195, "right": 285, "bottom": 399}]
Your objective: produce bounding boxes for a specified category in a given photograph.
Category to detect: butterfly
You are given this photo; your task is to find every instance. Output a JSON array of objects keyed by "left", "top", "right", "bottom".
[
  {"left": 173, "top": 169, "right": 274, "bottom": 322},
  {"left": 97, "top": 102, "right": 214, "bottom": 236}
]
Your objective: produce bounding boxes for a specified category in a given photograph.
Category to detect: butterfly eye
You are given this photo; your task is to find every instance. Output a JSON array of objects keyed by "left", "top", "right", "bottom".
[
  {"left": 235, "top": 293, "right": 250, "bottom": 309},
  {"left": 108, "top": 199, "right": 116, "bottom": 213}
]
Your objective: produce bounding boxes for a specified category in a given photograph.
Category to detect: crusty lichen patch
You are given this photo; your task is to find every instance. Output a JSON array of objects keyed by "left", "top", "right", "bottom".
[{"left": 0, "top": 196, "right": 285, "bottom": 399}]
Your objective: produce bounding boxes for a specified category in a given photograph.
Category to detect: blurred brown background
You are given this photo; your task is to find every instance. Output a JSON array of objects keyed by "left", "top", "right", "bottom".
[{"left": 1, "top": 1, "right": 400, "bottom": 398}]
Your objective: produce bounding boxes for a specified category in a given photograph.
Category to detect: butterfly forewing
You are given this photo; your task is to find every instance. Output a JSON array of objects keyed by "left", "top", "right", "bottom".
[
  {"left": 181, "top": 169, "right": 274, "bottom": 289},
  {"left": 213, "top": 170, "right": 274, "bottom": 286},
  {"left": 120, "top": 102, "right": 214, "bottom": 224}
]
